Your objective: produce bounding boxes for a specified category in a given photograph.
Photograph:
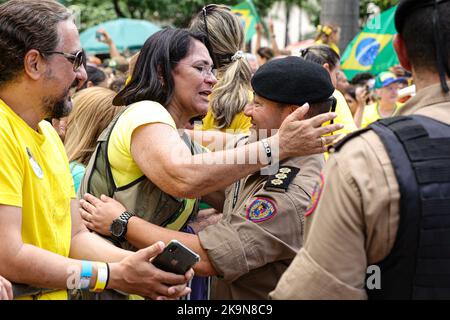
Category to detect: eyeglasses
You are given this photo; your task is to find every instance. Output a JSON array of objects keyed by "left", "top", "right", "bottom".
[
  {"left": 177, "top": 62, "right": 217, "bottom": 79},
  {"left": 41, "top": 49, "right": 85, "bottom": 71}
]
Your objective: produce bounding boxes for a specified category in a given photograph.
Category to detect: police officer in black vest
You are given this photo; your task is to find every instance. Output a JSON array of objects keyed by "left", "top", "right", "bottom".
[{"left": 271, "top": 0, "right": 450, "bottom": 299}]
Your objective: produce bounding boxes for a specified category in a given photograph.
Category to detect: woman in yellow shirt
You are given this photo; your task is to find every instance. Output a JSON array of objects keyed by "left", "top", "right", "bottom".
[
  {"left": 314, "top": 24, "right": 341, "bottom": 56},
  {"left": 190, "top": 5, "right": 253, "bottom": 134}
]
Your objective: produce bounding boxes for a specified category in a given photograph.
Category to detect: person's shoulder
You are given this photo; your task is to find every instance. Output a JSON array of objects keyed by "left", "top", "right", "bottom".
[
  {"left": 39, "top": 120, "right": 61, "bottom": 141},
  {"left": 125, "top": 100, "right": 168, "bottom": 114},
  {"left": 331, "top": 128, "right": 389, "bottom": 172},
  {"left": 116, "top": 100, "right": 176, "bottom": 129}
]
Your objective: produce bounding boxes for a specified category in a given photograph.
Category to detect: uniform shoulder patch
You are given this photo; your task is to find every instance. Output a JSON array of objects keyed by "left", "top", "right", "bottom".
[
  {"left": 264, "top": 166, "right": 300, "bottom": 192},
  {"left": 246, "top": 197, "right": 277, "bottom": 223},
  {"left": 305, "top": 173, "right": 324, "bottom": 217}
]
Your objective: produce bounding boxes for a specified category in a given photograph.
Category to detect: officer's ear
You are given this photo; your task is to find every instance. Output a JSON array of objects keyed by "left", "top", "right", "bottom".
[
  {"left": 288, "top": 104, "right": 307, "bottom": 119},
  {"left": 288, "top": 105, "right": 299, "bottom": 114},
  {"left": 393, "top": 34, "right": 412, "bottom": 72}
]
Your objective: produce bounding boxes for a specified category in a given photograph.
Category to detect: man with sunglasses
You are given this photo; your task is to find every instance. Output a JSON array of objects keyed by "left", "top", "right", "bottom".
[{"left": 0, "top": 0, "right": 193, "bottom": 300}]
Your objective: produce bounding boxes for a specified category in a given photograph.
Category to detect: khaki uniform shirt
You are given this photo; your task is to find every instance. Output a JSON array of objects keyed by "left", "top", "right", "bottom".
[
  {"left": 270, "top": 82, "right": 450, "bottom": 300},
  {"left": 198, "top": 152, "right": 324, "bottom": 300}
]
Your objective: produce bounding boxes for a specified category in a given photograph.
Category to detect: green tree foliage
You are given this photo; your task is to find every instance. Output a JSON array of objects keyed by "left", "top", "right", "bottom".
[
  {"left": 0, "top": 0, "right": 399, "bottom": 32},
  {"left": 63, "top": 0, "right": 282, "bottom": 30}
]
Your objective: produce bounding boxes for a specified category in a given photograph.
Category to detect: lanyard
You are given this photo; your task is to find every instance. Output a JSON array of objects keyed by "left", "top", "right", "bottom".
[{"left": 231, "top": 180, "right": 241, "bottom": 210}]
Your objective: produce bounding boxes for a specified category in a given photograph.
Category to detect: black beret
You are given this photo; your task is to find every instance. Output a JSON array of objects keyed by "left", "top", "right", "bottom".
[
  {"left": 395, "top": 0, "right": 450, "bottom": 33},
  {"left": 251, "top": 56, "right": 334, "bottom": 106}
]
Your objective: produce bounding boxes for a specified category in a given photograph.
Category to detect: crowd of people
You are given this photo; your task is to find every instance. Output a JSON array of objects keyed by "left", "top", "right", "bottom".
[{"left": 0, "top": 0, "right": 449, "bottom": 301}]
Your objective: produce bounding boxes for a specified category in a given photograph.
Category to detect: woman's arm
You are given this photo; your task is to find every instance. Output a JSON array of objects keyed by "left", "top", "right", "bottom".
[
  {"left": 184, "top": 128, "right": 240, "bottom": 151},
  {"left": 132, "top": 106, "right": 341, "bottom": 199},
  {"left": 80, "top": 194, "right": 217, "bottom": 277}
]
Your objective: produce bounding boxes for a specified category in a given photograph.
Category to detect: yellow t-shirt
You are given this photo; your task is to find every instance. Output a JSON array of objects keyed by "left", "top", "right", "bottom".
[
  {"left": 324, "top": 90, "right": 357, "bottom": 137},
  {"left": 198, "top": 90, "right": 253, "bottom": 134},
  {"left": 0, "top": 99, "right": 74, "bottom": 300},
  {"left": 200, "top": 109, "right": 252, "bottom": 134},
  {"left": 108, "top": 101, "right": 176, "bottom": 186},
  {"left": 107, "top": 101, "right": 196, "bottom": 230},
  {"left": 361, "top": 102, "right": 403, "bottom": 128}
]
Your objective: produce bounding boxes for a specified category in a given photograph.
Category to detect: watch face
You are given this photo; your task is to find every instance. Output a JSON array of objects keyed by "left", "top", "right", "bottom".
[{"left": 111, "top": 220, "right": 125, "bottom": 237}]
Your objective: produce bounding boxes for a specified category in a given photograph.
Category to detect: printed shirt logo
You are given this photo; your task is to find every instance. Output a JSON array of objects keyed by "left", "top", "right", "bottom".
[
  {"left": 246, "top": 197, "right": 277, "bottom": 223},
  {"left": 305, "top": 173, "right": 324, "bottom": 217},
  {"left": 26, "top": 147, "right": 43, "bottom": 179}
]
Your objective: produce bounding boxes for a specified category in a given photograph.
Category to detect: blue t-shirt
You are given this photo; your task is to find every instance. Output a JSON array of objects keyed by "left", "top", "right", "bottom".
[{"left": 70, "top": 161, "right": 86, "bottom": 193}]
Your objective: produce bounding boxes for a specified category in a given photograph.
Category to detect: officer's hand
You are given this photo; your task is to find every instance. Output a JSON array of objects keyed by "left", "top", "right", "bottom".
[
  {"left": 277, "top": 104, "right": 343, "bottom": 157},
  {"left": 0, "top": 275, "right": 13, "bottom": 300},
  {"left": 80, "top": 193, "right": 125, "bottom": 236},
  {"left": 108, "top": 241, "right": 193, "bottom": 299}
]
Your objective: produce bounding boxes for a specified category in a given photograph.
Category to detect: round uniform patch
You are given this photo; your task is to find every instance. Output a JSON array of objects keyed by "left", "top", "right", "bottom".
[
  {"left": 246, "top": 197, "right": 277, "bottom": 223},
  {"left": 305, "top": 173, "right": 324, "bottom": 217}
]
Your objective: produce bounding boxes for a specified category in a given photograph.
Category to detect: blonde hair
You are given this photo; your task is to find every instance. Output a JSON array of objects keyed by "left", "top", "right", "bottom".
[
  {"left": 65, "top": 87, "right": 125, "bottom": 166},
  {"left": 190, "top": 5, "right": 252, "bottom": 129}
]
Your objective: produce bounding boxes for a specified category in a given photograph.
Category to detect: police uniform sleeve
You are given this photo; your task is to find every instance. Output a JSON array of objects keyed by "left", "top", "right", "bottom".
[
  {"left": 198, "top": 169, "right": 314, "bottom": 283},
  {"left": 198, "top": 184, "right": 308, "bottom": 282},
  {"left": 270, "top": 132, "right": 399, "bottom": 299}
]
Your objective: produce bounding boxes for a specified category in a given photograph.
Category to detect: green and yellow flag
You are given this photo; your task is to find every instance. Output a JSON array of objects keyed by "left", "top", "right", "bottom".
[
  {"left": 231, "top": 0, "right": 261, "bottom": 42},
  {"left": 341, "top": 6, "right": 399, "bottom": 80}
]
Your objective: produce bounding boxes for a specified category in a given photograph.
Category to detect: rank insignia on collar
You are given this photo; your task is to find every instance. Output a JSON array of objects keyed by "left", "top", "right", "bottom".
[
  {"left": 275, "top": 173, "right": 287, "bottom": 179},
  {"left": 246, "top": 197, "right": 277, "bottom": 223},
  {"left": 264, "top": 166, "right": 300, "bottom": 192},
  {"left": 305, "top": 173, "right": 324, "bottom": 217},
  {"left": 279, "top": 168, "right": 291, "bottom": 174},
  {"left": 271, "top": 179, "right": 283, "bottom": 185}
]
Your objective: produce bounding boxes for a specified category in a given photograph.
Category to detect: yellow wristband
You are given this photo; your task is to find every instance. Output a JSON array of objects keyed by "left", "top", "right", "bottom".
[{"left": 91, "top": 262, "right": 108, "bottom": 293}]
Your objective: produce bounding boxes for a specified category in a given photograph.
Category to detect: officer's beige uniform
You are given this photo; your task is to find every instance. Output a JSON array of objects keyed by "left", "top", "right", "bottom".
[
  {"left": 270, "top": 82, "right": 450, "bottom": 299},
  {"left": 198, "top": 150, "right": 324, "bottom": 299}
]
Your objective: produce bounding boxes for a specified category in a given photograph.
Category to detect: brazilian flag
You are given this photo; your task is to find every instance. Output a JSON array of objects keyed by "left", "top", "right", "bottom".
[
  {"left": 231, "top": 0, "right": 261, "bottom": 42},
  {"left": 341, "top": 6, "right": 399, "bottom": 80}
]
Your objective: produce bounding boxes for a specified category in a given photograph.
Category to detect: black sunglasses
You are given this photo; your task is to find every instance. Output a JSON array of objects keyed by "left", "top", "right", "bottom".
[{"left": 41, "top": 49, "right": 85, "bottom": 71}]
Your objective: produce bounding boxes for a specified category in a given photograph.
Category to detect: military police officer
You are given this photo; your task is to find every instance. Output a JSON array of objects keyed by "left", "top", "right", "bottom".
[{"left": 271, "top": 0, "right": 450, "bottom": 300}]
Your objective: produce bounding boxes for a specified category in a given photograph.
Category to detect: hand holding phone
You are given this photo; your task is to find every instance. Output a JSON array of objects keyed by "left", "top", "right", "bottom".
[
  {"left": 96, "top": 30, "right": 106, "bottom": 43},
  {"left": 152, "top": 240, "right": 200, "bottom": 275}
]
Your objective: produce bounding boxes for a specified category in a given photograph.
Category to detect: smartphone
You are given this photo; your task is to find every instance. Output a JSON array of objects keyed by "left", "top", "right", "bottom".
[
  {"left": 95, "top": 31, "right": 105, "bottom": 42},
  {"left": 152, "top": 240, "right": 200, "bottom": 274}
]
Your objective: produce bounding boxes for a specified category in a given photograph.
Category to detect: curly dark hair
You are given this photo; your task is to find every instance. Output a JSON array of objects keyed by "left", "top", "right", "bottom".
[{"left": 0, "top": 0, "right": 72, "bottom": 87}]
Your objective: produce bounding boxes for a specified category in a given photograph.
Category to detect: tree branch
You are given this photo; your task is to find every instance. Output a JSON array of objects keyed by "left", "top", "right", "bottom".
[{"left": 112, "top": 0, "right": 127, "bottom": 18}]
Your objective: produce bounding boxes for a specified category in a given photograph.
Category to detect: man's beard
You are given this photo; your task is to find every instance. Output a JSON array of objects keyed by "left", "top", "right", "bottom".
[
  {"left": 43, "top": 78, "right": 79, "bottom": 119},
  {"left": 43, "top": 92, "right": 72, "bottom": 119},
  {"left": 51, "top": 97, "right": 72, "bottom": 119}
]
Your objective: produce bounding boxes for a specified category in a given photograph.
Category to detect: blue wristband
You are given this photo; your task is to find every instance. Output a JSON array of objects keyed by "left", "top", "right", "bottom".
[{"left": 80, "top": 261, "right": 93, "bottom": 290}]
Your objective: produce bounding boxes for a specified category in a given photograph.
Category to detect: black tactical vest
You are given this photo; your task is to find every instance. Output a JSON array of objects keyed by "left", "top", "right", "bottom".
[{"left": 337, "top": 115, "right": 450, "bottom": 299}]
